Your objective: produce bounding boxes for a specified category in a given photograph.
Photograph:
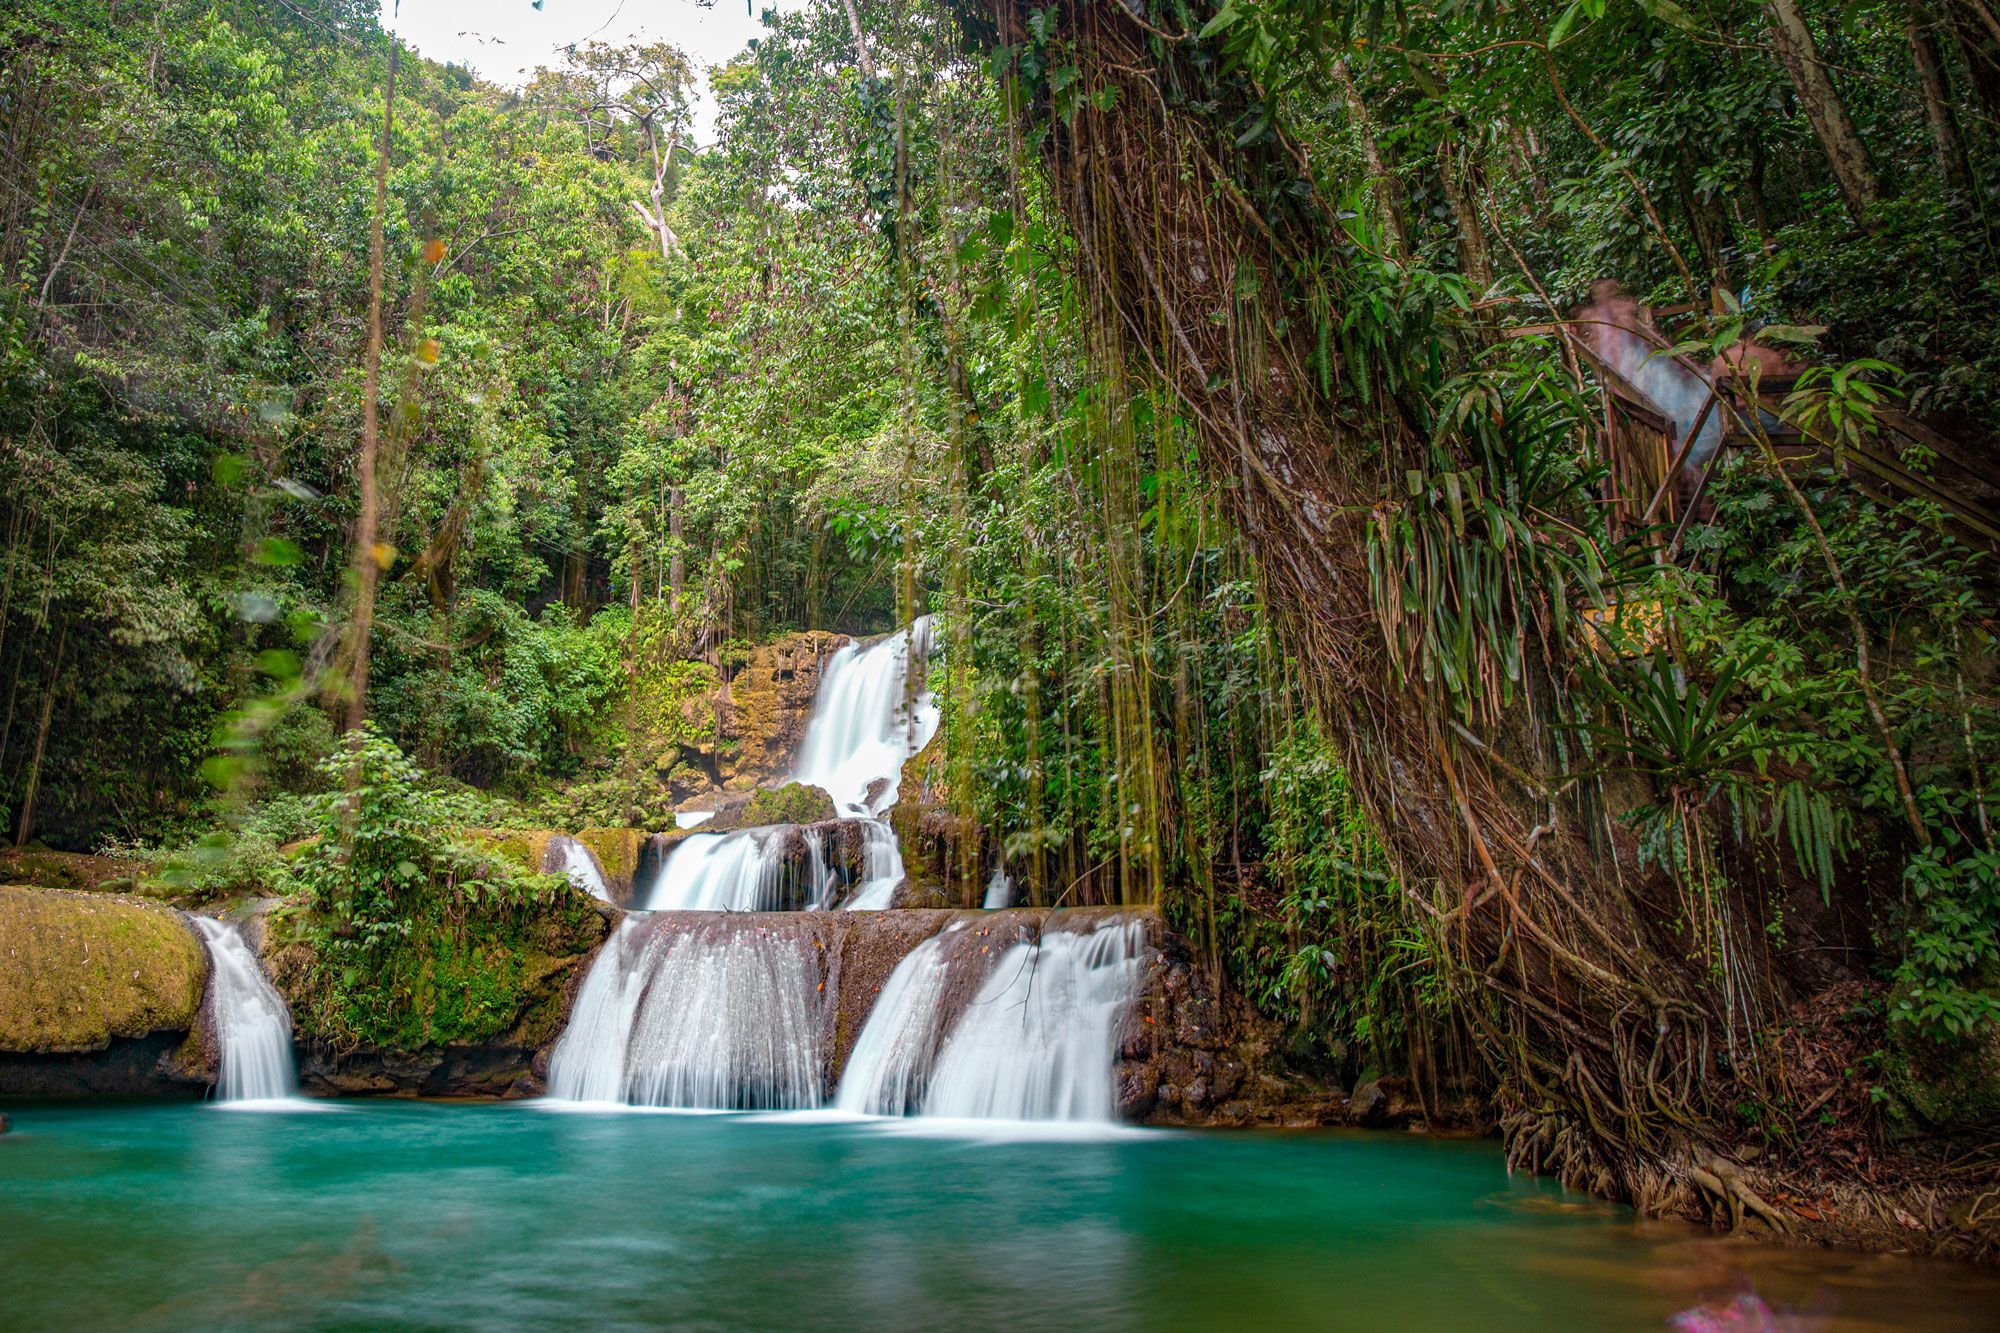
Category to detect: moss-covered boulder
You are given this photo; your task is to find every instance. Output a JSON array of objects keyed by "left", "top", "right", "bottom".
[
  {"left": 1880, "top": 998, "right": 2000, "bottom": 1140},
  {"left": 576, "top": 828, "right": 646, "bottom": 896},
  {"left": 0, "top": 886, "right": 206, "bottom": 1053},
  {"left": 706, "top": 783, "right": 838, "bottom": 832},
  {"left": 0, "top": 849, "right": 152, "bottom": 895}
]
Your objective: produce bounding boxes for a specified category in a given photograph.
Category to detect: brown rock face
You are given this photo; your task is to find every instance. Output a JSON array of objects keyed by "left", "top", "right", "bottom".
[{"left": 717, "top": 631, "right": 847, "bottom": 787}]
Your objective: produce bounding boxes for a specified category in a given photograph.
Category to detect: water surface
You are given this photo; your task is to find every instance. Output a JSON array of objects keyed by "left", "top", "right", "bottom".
[{"left": 0, "top": 1102, "right": 1991, "bottom": 1330}]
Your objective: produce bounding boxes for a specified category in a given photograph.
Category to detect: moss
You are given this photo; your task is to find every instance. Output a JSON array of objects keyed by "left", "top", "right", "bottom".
[
  {"left": 268, "top": 880, "right": 607, "bottom": 1054},
  {"left": 0, "top": 849, "right": 153, "bottom": 894},
  {"left": 576, "top": 828, "right": 646, "bottom": 894},
  {"left": 742, "top": 784, "right": 837, "bottom": 827},
  {"left": 1880, "top": 1001, "right": 2000, "bottom": 1138},
  {"left": 0, "top": 886, "right": 206, "bottom": 1053},
  {"left": 463, "top": 828, "right": 559, "bottom": 875}
]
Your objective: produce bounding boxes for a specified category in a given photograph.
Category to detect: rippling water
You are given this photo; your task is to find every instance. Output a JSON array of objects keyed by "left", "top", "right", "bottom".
[{"left": 0, "top": 1102, "right": 1991, "bottom": 1330}]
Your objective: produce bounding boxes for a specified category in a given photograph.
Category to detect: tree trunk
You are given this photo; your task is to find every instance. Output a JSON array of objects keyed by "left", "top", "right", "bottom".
[
  {"left": 1332, "top": 59, "right": 1408, "bottom": 255},
  {"left": 12, "top": 621, "right": 65, "bottom": 848},
  {"left": 1908, "top": 2, "right": 1974, "bottom": 195},
  {"left": 975, "top": 0, "right": 1766, "bottom": 1212},
  {"left": 1760, "top": 0, "right": 1882, "bottom": 226},
  {"left": 342, "top": 42, "right": 398, "bottom": 735}
]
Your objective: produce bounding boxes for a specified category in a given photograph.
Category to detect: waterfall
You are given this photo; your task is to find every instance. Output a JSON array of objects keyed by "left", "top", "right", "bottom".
[
  {"left": 192, "top": 917, "right": 298, "bottom": 1104},
  {"left": 841, "top": 819, "right": 905, "bottom": 911},
  {"left": 832, "top": 931, "right": 956, "bottom": 1115},
  {"left": 793, "top": 615, "right": 939, "bottom": 818},
  {"left": 636, "top": 829, "right": 790, "bottom": 911},
  {"left": 922, "top": 920, "right": 1144, "bottom": 1122},
  {"left": 546, "top": 919, "right": 653, "bottom": 1102},
  {"left": 547, "top": 917, "right": 825, "bottom": 1110},
  {"left": 545, "top": 836, "right": 612, "bottom": 903},
  {"left": 982, "top": 864, "right": 1014, "bottom": 911},
  {"left": 675, "top": 810, "right": 716, "bottom": 829}
]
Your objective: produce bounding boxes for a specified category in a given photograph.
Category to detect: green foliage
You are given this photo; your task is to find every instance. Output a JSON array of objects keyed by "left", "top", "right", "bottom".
[{"left": 273, "top": 727, "right": 601, "bottom": 1050}]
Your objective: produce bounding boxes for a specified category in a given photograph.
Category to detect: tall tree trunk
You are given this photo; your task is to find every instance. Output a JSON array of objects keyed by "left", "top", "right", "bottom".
[
  {"left": 668, "top": 485, "right": 685, "bottom": 613},
  {"left": 1761, "top": 0, "right": 1882, "bottom": 226},
  {"left": 12, "top": 621, "right": 65, "bottom": 848},
  {"left": 1332, "top": 59, "right": 1408, "bottom": 255},
  {"left": 342, "top": 42, "right": 398, "bottom": 735},
  {"left": 975, "top": 0, "right": 1773, "bottom": 1214},
  {"left": 1441, "top": 138, "right": 1494, "bottom": 292},
  {"left": 1908, "top": 2, "right": 1975, "bottom": 195}
]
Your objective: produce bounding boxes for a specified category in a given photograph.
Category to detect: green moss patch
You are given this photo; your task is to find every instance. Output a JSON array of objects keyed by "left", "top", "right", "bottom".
[{"left": 0, "top": 886, "right": 206, "bottom": 1053}]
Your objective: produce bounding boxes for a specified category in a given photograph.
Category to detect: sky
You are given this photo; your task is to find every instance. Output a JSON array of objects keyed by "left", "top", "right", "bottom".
[{"left": 379, "top": 0, "right": 810, "bottom": 142}]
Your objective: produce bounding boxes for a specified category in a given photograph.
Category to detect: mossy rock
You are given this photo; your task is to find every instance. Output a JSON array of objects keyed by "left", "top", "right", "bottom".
[
  {"left": 0, "top": 885, "right": 207, "bottom": 1053},
  {"left": 1880, "top": 999, "right": 2000, "bottom": 1139},
  {"left": 463, "top": 828, "right": 560, "bottom": 875},
  {"left": 576, "top": 828, "right": 646, "bottom": 894},
  {"left": 742, "top": 784, "right": 837, "bottom": 827},
  {"left": 0, "top": 849, "right": 154, "bottom": 894}
]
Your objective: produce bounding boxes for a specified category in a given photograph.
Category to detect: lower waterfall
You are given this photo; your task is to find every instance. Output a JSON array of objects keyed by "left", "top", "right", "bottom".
[
  {"left": 547, "top": 917, "right": 824, "bottom": 1110},
  {"left": 831, "top": 916, "right": 1146, "bottom": 1123},
  {"left": 192, "top": 917, "right": 298, "bottom": 1103},
  {"left": 832, "top": 930, "right": 957, "bottom": 1115},
  {"left": 921, "top": 920, "right": 1144, "bottom": 1122}
]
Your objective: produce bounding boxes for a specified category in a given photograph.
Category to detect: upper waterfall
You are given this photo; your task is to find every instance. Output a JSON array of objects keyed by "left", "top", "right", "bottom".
[{"left": 793, "top": 615, "right": 939, "bottom": 818}]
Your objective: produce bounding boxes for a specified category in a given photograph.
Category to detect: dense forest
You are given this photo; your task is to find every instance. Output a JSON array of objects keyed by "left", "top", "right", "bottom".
[{"left": 4, "top": 0, "right": 1998, "bottom": 1247}]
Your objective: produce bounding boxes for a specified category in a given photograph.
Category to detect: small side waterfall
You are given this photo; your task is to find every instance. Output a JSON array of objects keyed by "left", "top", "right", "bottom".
[
  {"left": 982, "top": 865, "right": 1014, "bottom": 911},
  {"left": 547, "top": 917, "right": 825, "bottom": 1110},
  {"left": 842, "top": 820, "right": 906, "bottom": 911},
  {"left": 922, "top": 920, "right": 1144, "bottom": 1122},
  {"left": 545, "top": 835, "right": 612, "bottom": 903},
  {"left": 832, "top": 931, "right": 957, "bottom": 1115},
  {"left": 192, "top": 917, "right": 298, "bottom": 1103}
]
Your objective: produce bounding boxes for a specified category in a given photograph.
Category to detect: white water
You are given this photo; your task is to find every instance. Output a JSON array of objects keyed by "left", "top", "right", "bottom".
[
  {"left": 547, "top": 920, "right": 824, "bottom": 1110},
  {"left": 192, "top": 917, "right": 298, "bottom": 1104},
  {"left": 637, "top": 829, "right": 789, "bottom": 911},
  {"left": 922, "top": 921, "right": 1144, "bottom": 1122},
  {"left": 548, "top": 836, "right": 612, "bottom": 903},
  {"left": 832, "top": 930, "right": 959, "bottom": 1115},
  {"left": 546, "top": 919, "right": 653, "bottom": 1102},
  {"left": 842, "top": 819, "right": 906, "bottom": 910},
  {"left": 675, "top": 810, "right": 716, "bottom": 829},
  {"left": 793, "top": 616, "right": 939, "bottom": 818},
  {"left": 983, "top": 865, "right": 1014, "bottom": 911}
]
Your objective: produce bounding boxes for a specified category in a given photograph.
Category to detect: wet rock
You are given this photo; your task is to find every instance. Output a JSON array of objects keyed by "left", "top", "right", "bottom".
[
  {"left": 1350, "top": 1078, "right": 1387, "bottom": 1124},
  {"left": 1117, "top": 1060, "right": 1161, "bottom": 1119}
]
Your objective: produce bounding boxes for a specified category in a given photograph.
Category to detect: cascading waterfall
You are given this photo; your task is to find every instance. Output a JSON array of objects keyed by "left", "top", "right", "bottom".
[
  {"left": 624, "top": 928, "right": 823, "bottom": 1109},
  {"left": 546, "top": 918, "right": 824, "bottom": 1110},
  {"left": 842, "top": 820, "right": 906, "bottom": 911},
  {"left": 831, "top": 930, "right": 959, "bottom": 1115},
  {"left": 192, "top": 917, "right": 298, "bottom": 1103},
  {"left": 792, "top": 617, "right": 937, "bottom": 912},
  {"left": 922, "top": 920, "right": 1144, "bottom": 1122},
  {"left": 983, "top": 865, "right": 1014, "bottom": 911},
  {"left": 831, "top": 917, "right": 1147, "bottom": 1123},
  {"left": 546, "top": 836, "right": 612, "bottom": 903},
  {"left": 637, "top": 829, "right": 788, "bottom": 911},
  {"left": 794, "top": 615, "right": 939, "bottom": 818}
]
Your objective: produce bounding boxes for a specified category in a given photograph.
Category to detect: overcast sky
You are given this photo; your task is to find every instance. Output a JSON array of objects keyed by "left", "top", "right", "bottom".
[{"left": 379, "top": 0, "right": 810, "bottom": 141}]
